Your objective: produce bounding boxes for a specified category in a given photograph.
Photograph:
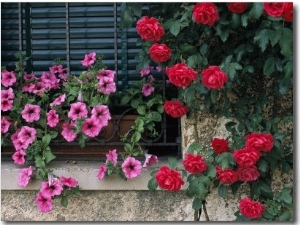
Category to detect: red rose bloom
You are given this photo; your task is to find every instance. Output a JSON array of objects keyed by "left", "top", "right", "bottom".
[
  {"left": 163, "top": 100, "right": 189, "bottom": 118},
  {"left": 239, "top": 197, "right": 265, "bottom": 219},
  {"left": 136, "top": 16, "right": 165, "bottom": 41},
  {"left": 155, "top": 166, "right": 184, "bottom": 191},
  {"left": 149, "top": 43, "right": 171, "bottom": 63},
  {"left": 166, "top": 63, "right": 197, "bottom": 88},
  {"left": 283, "top": 3, "right": 293, "bottom": 22},
  {"left": 245, "top": 132, "right": 275, "bottom": 152},
  {"left": 233, "top": 147, "right": 261, "bottom": 167},
  {"left": 227, "top": 3, "right": 248, "bottom": 14},
  {"left": 211, "top": 138, "right": 229, "bottom": 154},
  {"left": 183, "top": 153, "right": 207, "bottom": 174},
  {"left": 263, "top": 2, "right": 285, "bottom": 18},
  {"left": 216, "top": 166, "right": 238, "bottom": 184},
  {"left": 201, "top": 66, "right": 228, "bottom": 89},
  {"left": 237, "top": 165, "right": 260, "bottom": 182},
  {"left": 192, "top": 3, "right": 219, "bottom": 26}
]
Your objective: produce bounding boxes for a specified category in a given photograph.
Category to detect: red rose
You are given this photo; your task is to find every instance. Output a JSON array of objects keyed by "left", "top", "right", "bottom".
[
  {"left": 263, "top": 2, "right": 285, "bottom": 18},
  {"left": 211, "top": 138, "right": 229, "bottom": 154},
  {"left": 227, "top": 3, "right": 248, "bottom": 14},
  {"left": 233, "top": 147, "right": 261, "bottom": 167},
  {"left": 163, "top": 100, "right": 189, "bottom": 118},
  {"left": 283, "top": 3, "right": 293, "bottom": 22},
  {"left": 216, "top": 166, "right": 238, "bottom": 184},
  {"left": 237, "top": 165, "right": 260, "bottom": 182},
  {"left": 183, "top": 153, "right": 207, "bottom": 174},
  {"left": 201, "top": 66, "right": 228, "bottom": 89},
  {"left": 136, "top": 16, "right": 165, "bottom": 41},
  {"left": 149, "top": 43, "right": 171, "bottom": 63},
  {"left": 155, "top": 166, "right": 184, "bottom": 191},
  {"left": 192, "top": 3, "right": 219, "bottom": 26},
  {"left": 165, "top": 63, "right": 197, "bottom": 87},
  {"left": 245, "top": 132, "right": 275, "bottom": 152},
  {"left": 239, "top": 197, "right": 265, "bottom": 219}
]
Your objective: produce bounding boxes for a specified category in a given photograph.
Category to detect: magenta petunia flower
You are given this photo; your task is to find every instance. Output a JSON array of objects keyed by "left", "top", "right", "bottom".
[
  {"left": 1, "top": 87, "right": 15, "bottom": 100},
  {"left": 156, "top": 66, "right": 162, "bottom": 72},
  {"left": 106, "top": 149, "right": 118, "bottom": 166},
  {"left": 31, "top": 82, "right": 46, "bottom": 94},
  {"left": 142, "top": 83, "right": 155, "bottom": 97},
  {"left": 49, "top": 64, "right": 67, "bottom": 81},
  {"left": 35, "top": 192, "right": 53, "bottom": 213},
  {"left": 121, "top": 157, "right": 142, "bottom": 179},
  {"left": 81, "top": 117, "right": 103, "bottom": 138},
  {"left": 40, "top": 72, "right": 59, "bottom": 89},
  {"left": 12, "top": 150, "right": 26, "bottom": 165},
  {"left": 21, "top": 104, "right": 41, "bottom": 123},
  {"left": 50, "top": 94, "right": 66, "bottom": 107},
  {"left": 97, "top": 165, "right": 108, "bottom": 180},
  {"left": 81, "top": 52, "right": 96, "bottom": 67},
  {"left": 98, "top": 76, "right": 116, "bottom": 94},
  {"left": 1, "top": 70, "right": 17, "bottom": 87},
  {"left": 61, "top": 122, "right": 77, "bottom": 142},
  {"left": 21, "top": 83, "right": 36, "bottom": 93},
  {"left": 96, "top": 69, "right": 116, "bottom": 81},
  {"left": 17, "top": 126, "right": 37, "bottom": 146},
  {"left": 23, "top": 72, "right": 36, "bottom": 80},
  {"left": 1, "top": 98, "right": 13, "bottom": 111},
  {"left": 46, "top": 109, "right": 59, "bottom": 127},
  {"left": 68, "top": 102, "right": 88, "bottom": 120},
  {"left": 18, "top": 166, "right": 33, "bottom": 187},
  {"left": 91, "top": 105, "right": 111, "bottom": 127},
  {"left": 1, "top": 117, "right": 11, "bottom": 133},
  {"left": 143, "top": 153, "right": 159, "bottom": 167},
  {"left": 40, "top": 177, "right": 63, "bottom": 198},
  {"left": 59, "top": 176, "right": 78, "bottom": 188},
  {"left": 140, "top": 66, "right": 154, "bottom": 77}
]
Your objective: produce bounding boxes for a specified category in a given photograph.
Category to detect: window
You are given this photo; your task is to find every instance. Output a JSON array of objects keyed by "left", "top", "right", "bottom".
[{"left": 1, "top": 2, "right": 181, "bottom": 160}]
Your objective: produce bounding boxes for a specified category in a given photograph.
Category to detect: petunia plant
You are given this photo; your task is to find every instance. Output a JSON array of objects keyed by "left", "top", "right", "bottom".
[{"left": 119, "top": 2, "right": 293, "bottom": 221}]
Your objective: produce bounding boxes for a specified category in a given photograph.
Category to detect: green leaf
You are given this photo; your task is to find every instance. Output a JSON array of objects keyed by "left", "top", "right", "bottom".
[
  {"left": 61, "top": 196, "right": 68, "bottom": 207},
  {"left": 231, "top": 13, "right": 240, "bottom": 29},
  {"left": 257, "top": 158, "right": 268, "bottom": 173},
  {"left": 44, "top": 150, "right": 56, "bottom": 163},
  {"left": 120, "top": 95, "right": 131, "bottom": 105},
  {"left": 169, "top": 20, "right": 181, "bottom": 37},
  {"left": 192, "top": 198, "right": 202, "bottom": 211},
  {"left": 218, "top": 184, "right": 228, "bottom": 198},
  {"left": 263, "top": 57, "right": 276, "bottom": 76},
  {"left": 254, "top": 29, "right": 270, "bottom": 52},
  {"left": 121, "top": 7, "right": 133, "bottom": 28},
  {"left": 283, "top": 61, "right": 293, "bottom": 78},
  {"left": 131, "top": 131, "right": 141, "bottom": 143},
  {"left": 279, "top": 78, "right": 291, "bottom": 95},
  {"left": 249, "top": 3, "right": 264, "bottom": 20},
  {"left": 278, "top": 211, "right": 292, "bottom": 221},
  {"left": 35, "top": 157, "right": 45, "bottom": 168},
  {"left": 147, "top": 177, "right": 158, "bottom": 191},
  {"left": 137, "top": 105, "right": 146, "bottom": 115},
  {"left": 130, "top": 3, "right": 142, "bottom": 17},
  {"left": 269, "top": 28, "right": 282, "bottom": 47},
  {"left": 180, "top": 43, "right": 198, "bottom": 54},
  {"left": 149, "top": 111, "right": 162, "bottom": 122},
  {"left": 279, "top": 28, "right": 293, "bottom": 57},
  {"left": 168, "top": 157, "right": 177, "bottom": 169},
  {"left": 187, "top": 53, "right": 202, "bottom": 68},
  {"left": 187, "top": 143, "right": 203, "bottom": 154},
  {"left": 206, "top": 164, "right": 216, "bottom": 179},
  {"left": 42, "top": 134, "right": 52, "bottom": 146},
  {"left": 241, "top": 14, "right": 248, "bottom": 27},
  {"left": 124, "top": 143, "right": 133, "bottom": 153},
  {"left": 184, "top": 86, "right": 196, "bottom": 106},
  {"left": 210, "top": 89, "right": 218, "bottom": 103}
]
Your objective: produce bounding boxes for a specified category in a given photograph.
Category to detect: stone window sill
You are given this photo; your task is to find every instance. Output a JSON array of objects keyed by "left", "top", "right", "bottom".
[{"left": 1, "top": 160, "right": 186, "bottom": 190}]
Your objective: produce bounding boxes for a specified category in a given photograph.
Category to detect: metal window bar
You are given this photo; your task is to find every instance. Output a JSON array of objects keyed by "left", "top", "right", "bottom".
[{"left": 2, "top": 3, "right": 181, "bottom": 159}]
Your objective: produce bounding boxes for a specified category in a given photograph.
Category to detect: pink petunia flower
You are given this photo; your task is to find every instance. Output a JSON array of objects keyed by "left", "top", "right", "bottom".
[
  {"left": 121, "top": 157, "right": 142, "bottom": 179},
  {"left": 81, "top": 117, "right": 103, "bottom": 137},
  {"left": 49, "top": 65, "right": 67, "bottom": 81},
  {"left": 97, "top": 165, "right": 107, "bottom": 180},
  {"left": 156, "top": 66, "right": 162, "bottom": 72},
  {"left": 140, "top": 66, "right": 154, "bottom": 77},
  {"left": 46, "top": 109, "right": 59, "bottom": 127},
  {"left": 1, "top": 117, "right": 11, "bottom": 133},
  {"left": 1, "top": 71, "right": 17, "bottom": 87},
  {"left": 50, "top": 94, "right": 66, "bottom": 107},
  {"left": 21, "top": 82, "right": 36, "bottom": 93},
  {"left": 98, "top": 76, "right": 116, "bottom": 94},
  {"left": 61, "top": 122, "right": 77, "bottom": 142},
  {"left": 31, "top": 82, "right": 46, "bottom": 94},
  {"left": 1, "top": 87, "right": 15, "bottom": 100},
  {"left": 68, "top": 102, "right": 88, "bottom": 120},
  {"left": 39, "top": 176, "right": 63, "bottom": 198},
  {"left": 35, "top": 192, "right": 53, "bottom": 213},
  {"left": 40, "top": 72, "right": 60, "bottom": 89},
  {"left": 1, "top": 98, "right": 13, "bottom": 111},
  {"left": 18, "top": 166, "right": 33, "bottom": 187},
  {"left": 96, "top": 69, "right": 116, "bottom": 80},
  {"left": 91, "top": 105, "right": 111, "bottom": 127},
  {"left": 59, "top": 176, "right": 79, "bottom": 188},
  {"left": 106, "top": 149, "right": 118, "bottom": 166},
  {"left": 143, "top": 153, "right": 159, "bottom": 167},
  {"left": 17, "top": 126, "right": 37, "bottom": 146},
  {"left": 21, "top": 104, "right": 41, "bottom": 123},
  {"left": 23, "top": 72, "right": 36, "bottom": 80},
  {"left": 142, "top": 83, "right": 155, "bottom": 97},
  {"left": 12, "top": 150, "right": 26, "bottom": 165},
  {"left": 81, "top": 52, "right": 96, "bottom": 67}
]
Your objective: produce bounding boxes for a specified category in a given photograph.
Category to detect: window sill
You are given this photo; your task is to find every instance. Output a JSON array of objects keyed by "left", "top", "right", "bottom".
[{"left": 1, "top": 160, "right": 186, "bottom": 191}]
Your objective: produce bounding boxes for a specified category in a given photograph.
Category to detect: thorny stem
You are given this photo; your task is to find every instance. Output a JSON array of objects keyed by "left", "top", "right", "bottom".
[{"left": 203, "top": 200, "right": 210, "bottom": 221}]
